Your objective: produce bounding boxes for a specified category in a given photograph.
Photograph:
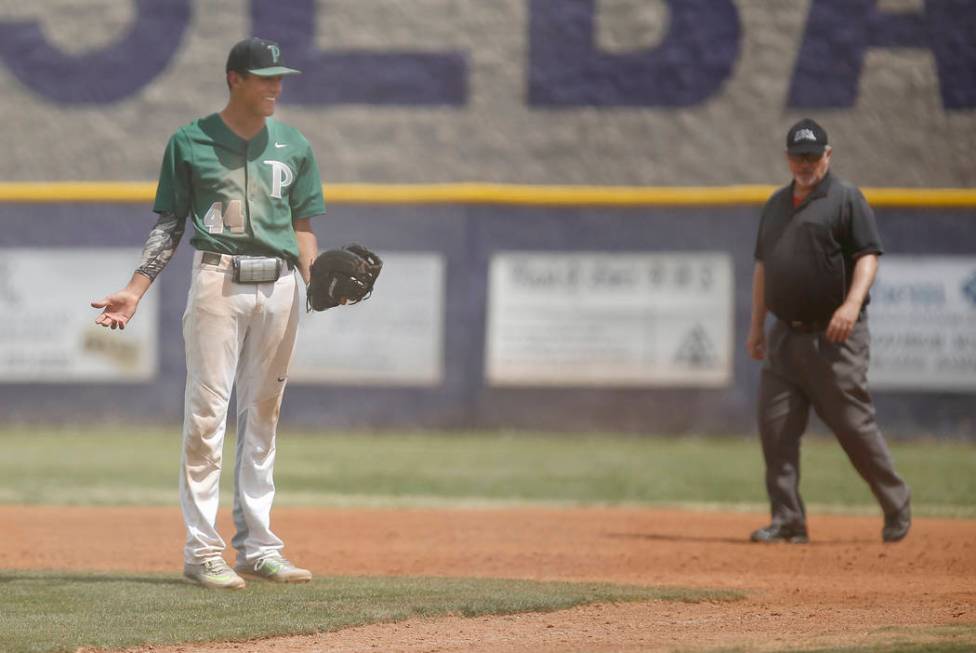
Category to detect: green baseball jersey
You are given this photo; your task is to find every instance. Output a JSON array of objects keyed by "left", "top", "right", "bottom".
[{"left": 153, "top": 114, "right": 326, "bottom": 261}]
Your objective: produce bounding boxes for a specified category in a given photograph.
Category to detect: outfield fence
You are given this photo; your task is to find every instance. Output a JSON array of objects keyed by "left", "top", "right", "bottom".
[{"left": 0, "top": 184, "right": 973, "bottom": 438}]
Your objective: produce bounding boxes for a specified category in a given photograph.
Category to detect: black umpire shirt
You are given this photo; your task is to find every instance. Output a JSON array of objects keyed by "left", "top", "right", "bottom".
[{"left": 754, "top": 172, "right": 884, "bottom": 324}]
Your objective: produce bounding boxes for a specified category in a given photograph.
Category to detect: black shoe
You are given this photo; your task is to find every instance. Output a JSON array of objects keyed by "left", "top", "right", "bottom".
[
  {"left": 882, "top": 502, "right": 911, "bottom": 543},
  {"left": 750, "top": 523, "right": 809, "bottom": 543}
]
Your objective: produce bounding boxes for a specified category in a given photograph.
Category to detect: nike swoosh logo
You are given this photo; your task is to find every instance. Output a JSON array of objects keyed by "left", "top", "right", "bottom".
[
  {"left": 274, "top": 142, "right": 287, "bottom": 149},
  {"left": 277, "top": 377, "right": 286, "bottom": 382}
]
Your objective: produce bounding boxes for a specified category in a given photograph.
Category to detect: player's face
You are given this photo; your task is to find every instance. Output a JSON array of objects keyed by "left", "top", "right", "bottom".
[
  {"left": 232, "top": 73, "right": 284, "bottom": 117},
  {"left": 787, "top": 146, "right": 831, "bottom": 192}
]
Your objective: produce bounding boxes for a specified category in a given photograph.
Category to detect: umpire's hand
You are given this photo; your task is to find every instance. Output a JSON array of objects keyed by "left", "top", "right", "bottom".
[
  {"left": 826, "top": 302, "right": 860, "bottom": 343},
  {"left": 746, "top": 325, "right": 766, "bottom": 360}
]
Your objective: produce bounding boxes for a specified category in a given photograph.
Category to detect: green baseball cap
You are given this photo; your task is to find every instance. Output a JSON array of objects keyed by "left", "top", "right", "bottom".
[{"left": 226, "top": 37, "right": 300, "bottom": 77}]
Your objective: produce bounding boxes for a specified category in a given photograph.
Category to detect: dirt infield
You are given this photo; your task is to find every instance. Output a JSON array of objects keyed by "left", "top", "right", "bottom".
[{"left": 4, "top": 505, "right": 975, "bottom": 652}]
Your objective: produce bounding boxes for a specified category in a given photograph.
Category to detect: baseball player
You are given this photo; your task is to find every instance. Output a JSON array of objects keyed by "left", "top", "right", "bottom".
[
  {"left": 91, "top": 37, "right": 325, "bottom": 589},
  {"left": 746, "top": 118, "right": 911, "bottom": 544}
]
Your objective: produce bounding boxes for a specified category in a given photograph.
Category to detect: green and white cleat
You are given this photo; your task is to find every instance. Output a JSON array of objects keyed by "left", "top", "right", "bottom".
[
  {"left": 236, "top": 555, "right": 312, "bottom": 583},
  {"left": 183, "top": 558, "right": 247, "bottom": 590}
]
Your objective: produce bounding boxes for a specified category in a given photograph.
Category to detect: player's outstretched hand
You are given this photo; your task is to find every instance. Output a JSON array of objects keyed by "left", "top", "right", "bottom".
[{"left": 91, "top": 290, "right": 140, "bottom": 330}]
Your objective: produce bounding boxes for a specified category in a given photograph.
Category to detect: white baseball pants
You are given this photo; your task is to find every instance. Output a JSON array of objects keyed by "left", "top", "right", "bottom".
[{"left": 179, "top": 250, "right": 300, "bottom": 565}]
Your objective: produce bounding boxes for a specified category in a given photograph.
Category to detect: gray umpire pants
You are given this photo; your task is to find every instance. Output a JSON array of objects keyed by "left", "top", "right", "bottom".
[{"left": 758, "top": 317, "right": 910, "bottom": 527}]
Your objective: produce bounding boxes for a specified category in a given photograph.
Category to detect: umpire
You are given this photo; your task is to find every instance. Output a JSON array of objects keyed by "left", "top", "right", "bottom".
[{"left": 746, "top": 118, "right": 911, "bottom": 544}]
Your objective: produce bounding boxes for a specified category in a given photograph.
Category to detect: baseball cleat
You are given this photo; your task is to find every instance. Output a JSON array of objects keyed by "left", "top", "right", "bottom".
[
  {"left": 750, "top": 522, "right": 810, "bottom": 543},
  {"left": 882, "top": 501, "right": 911, "bottom": 543},
  {"left": 235, "top": 555, "right": 312, "bottom": 583},
  {"left": 183, "top": 558, "right": 247, "bottom": 590}
]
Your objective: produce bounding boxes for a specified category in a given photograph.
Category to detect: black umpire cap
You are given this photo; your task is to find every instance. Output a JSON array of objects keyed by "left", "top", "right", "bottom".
[
  {"left": 226, "top": 37, "right": 301, "bottom": 77},
  {"left": 786, "top": 118, "right": 828, "bottom": 155}
]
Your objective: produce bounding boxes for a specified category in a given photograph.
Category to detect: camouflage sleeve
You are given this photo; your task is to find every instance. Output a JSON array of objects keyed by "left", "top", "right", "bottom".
[{"left": 135, "top": 211, "right": 186, "bottom": 281}]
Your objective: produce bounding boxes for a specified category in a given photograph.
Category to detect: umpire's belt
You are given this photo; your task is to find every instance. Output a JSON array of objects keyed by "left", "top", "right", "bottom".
[
  {"left": 783, "top": 309, "right": 865, "bottom": 334},
  {"left": 784, "top": 319, "right": 827, "bottom": 334}
]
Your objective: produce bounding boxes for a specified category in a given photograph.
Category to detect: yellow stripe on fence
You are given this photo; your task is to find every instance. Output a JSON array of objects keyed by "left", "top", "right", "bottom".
[
  {"left": 860, "top": 188, "right": 976, "bottom": 207},
  {"left": 0, "top": 182, "right": 158, "bottom": 203},
  {"left": 0, "top": 182, "right": 974, "bottom": 207},
  {"left": 325, "top": 183, "right": 780, "bottom": 206}
]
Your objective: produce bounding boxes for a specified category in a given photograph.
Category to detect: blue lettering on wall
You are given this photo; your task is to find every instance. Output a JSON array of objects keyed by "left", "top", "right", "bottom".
[
  {"left": 528, "top": 0, "right": 740, "bottom": 106},
  {"left": 788, "top": 0, "right": 976, "bottom": 109},
  {"left": 0, "top": 1, "right": 969, "bottom": 110},
  {"left": 253, "top": 0, "right": 467, "bottom": 106},
  {"left": 0, "top": 0, "right": 190, "bottom": 104}
]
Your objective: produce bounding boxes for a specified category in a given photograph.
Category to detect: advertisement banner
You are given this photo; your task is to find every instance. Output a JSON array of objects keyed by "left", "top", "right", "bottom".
[
  {"left": 485, "top": 252, "right": 733, "bottom": 386},
  {"left": 290, "top": 252, "right": 444, "bottom": 385},
  {"left": 870, "top": 256, "right": 976, "bottom": 392},
  {"left": 0, "top": 248, "right": 158, "bottom": 382}
]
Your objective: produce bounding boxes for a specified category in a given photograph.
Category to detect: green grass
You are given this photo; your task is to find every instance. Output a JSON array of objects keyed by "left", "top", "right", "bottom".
[
  {"left": 794, "top": 626, "right": 976, "bottom": 653},
  {"left": 708, "top": 624, "right": 976, "bottom": 653},
  {"left": 804, "top": 646, "right": 976, "bottom": 653},
  {"left": 0, "top": 426, "right": 973, "bottom": 515},
  {"left": 723, "top": 645, "right": 976, "bottom": 653},
  {"left": 0, "top": 427, "right": 971, "bottom": 653},
  {"left": 0, "top": 571, "right": 739, "bottom": 653}
]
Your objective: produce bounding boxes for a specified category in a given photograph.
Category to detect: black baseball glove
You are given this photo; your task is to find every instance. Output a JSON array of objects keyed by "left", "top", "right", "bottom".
[{"left": 306, "top": 243, "right": 383, "bottom": 311}]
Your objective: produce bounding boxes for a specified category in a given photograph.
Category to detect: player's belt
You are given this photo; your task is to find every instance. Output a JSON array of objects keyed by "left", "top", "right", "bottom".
[
  {"left": 199, "top": 251, "right": 295, "bottom": 282},
  {"left": 200, "top": 251, "right": 295, "bottom": 269}
]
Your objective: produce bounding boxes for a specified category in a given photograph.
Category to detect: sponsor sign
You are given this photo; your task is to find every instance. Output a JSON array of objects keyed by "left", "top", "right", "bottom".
[
  {"left": 485, "top": 252, "right": 733, "bottom": 386},
  {"left": 0, "top": 248, "right": 158, "bottom": 382},
  {"left": 870, "top": 256, "right": 976, "bottom": 391},
  {"left": 291, "top": 252, "right": 444, "bottom": 385}
]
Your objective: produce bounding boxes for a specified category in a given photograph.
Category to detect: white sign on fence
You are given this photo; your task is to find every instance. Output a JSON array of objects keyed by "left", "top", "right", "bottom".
[
  {"left": 485, "top": 252, "right": 733, "bottom": 386},
  {"left": 291, "top": 252, "right": 445, "bottom": 385},
  {"left": 870, "top": 256, "right": 976, "bottom": 392},
  {"left": 0, "top": 248, "right": 158, "bottom": 382}
]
